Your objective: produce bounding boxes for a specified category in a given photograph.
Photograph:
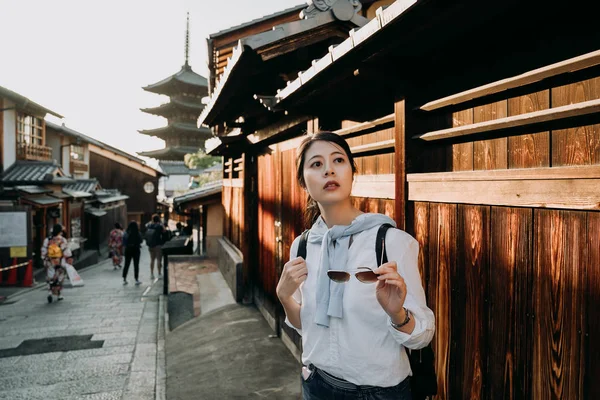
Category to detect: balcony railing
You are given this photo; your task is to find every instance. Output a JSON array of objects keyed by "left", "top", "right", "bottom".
[
  {"left": 17, "top": 143, "right": 52, "bottom": 161},
  {"left": 70, "top": 160, "right": 88, "bottom": 173}
]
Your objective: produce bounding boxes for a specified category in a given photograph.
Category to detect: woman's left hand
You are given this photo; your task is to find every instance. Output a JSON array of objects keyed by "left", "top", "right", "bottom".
[{"left": 374, "top": 261, "right": 407, "bottom": 318}]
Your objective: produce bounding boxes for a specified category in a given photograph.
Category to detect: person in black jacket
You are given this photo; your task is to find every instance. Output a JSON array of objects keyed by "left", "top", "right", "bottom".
[{"left": 123, "top": 221, "right": 143, "bottom": 285}]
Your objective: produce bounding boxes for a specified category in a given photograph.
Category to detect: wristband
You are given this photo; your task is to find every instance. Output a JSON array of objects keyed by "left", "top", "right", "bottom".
[{"left": 390, "top": 307, "right": 411, "bottom": 329}]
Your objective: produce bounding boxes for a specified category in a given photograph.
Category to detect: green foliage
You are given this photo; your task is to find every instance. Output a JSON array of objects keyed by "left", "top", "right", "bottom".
[{"left": 184, "top": 150, "right": 220, "bottom": 170}]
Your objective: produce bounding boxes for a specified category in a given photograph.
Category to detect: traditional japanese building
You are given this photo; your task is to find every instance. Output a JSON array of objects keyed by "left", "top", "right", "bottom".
[{"left": 139, "top": 13, "right": 212, "bottom": 200}]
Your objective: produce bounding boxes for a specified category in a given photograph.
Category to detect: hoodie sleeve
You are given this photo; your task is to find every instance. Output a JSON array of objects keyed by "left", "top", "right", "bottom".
[{"left": 385, "top": 229, "right": 435, "bottom": 349}]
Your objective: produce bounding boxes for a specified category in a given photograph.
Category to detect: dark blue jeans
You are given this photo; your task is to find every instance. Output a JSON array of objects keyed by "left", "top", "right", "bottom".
[{"left": 302, "top": 366, "right": 412, "bottom": 400}]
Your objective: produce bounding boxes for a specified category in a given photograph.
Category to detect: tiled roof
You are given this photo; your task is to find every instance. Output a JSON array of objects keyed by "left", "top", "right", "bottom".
[
  {"left": 64, "top": 179, "right": 101, "bottom": 193},
  {"left": 0, "top": 85, "right": 63, "bottom": 118},
  {"left": 209, "top": 4, "right": 305, "bottom": 38},
  {"left": 143, "top": 64, "right": 209, "bottom": 95},
  {"left": 138, "top": 146, "right": 200, "bottom": 161},
  {"left": 173, "top": 180, "right": 223, "bottom": 206},
  {"left": 158, "top": 161, "right": 202, "bottom": 176},
  {"left": 1, "top": 161, "right": 71, "bottom": 185},
  {"left": 45, "top": 121, "right": 159, "bottom": 173}
]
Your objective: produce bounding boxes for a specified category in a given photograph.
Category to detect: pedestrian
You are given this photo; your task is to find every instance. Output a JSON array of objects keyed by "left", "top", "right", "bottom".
[
  {"left": 122, "top": 221, "right": 143, "bottom": 285},
  {"left": 144, "top": 214, "right": 165, "bottom": 279},
  {"left": 41, "top": 223, "right": 73, "bottom": 303},
  {"left": 174, "top": 222, "right": 184, "bottom": 236},
  {"left": 276, "top": 132, "right": 435, "bottom": 399},
  {"left": 108, "top": 222, "right": 124, "bottom": 270}
]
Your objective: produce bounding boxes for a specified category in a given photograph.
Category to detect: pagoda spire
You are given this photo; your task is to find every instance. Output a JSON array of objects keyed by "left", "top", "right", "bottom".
[{"left": 184, "top": 12, "right": 190, "bottom": 67}]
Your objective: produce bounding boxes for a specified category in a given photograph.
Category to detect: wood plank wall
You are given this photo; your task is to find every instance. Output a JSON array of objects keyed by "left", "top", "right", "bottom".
[
  {"left": 345, "top": 124, "right": 396, "bottom": 218},
  {"left": 222, "top": 156, "right": 244, "bottom": 250},
  {"left": 412, "top": 72, "right": 600, "bottom": 399}
]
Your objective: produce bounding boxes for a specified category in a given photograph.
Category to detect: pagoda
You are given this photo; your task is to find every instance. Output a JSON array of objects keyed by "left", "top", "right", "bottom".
[{"left": 139, "top": 13, "right": 212, "bottom": 165}]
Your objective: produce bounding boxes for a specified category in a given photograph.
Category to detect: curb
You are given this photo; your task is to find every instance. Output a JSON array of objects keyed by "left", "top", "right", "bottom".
[{"left": 156, "top": 294, "right": 168, "bottom": 400}]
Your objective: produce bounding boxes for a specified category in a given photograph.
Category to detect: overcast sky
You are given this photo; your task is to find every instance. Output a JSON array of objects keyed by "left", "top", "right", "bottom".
[{"left": 0, "top": 0, "right": 304, "bottom": 165}]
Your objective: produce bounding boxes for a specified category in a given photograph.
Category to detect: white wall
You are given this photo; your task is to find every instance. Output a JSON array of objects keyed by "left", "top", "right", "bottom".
[
  {"left": 3, "top": 101, "right": 16, "bottom": 170},
  {"left": 45, "top": 130, "right": 62, "bottom": 164},
  {"left": 80, "top": 145, "right": 90, "bottom": 179},
  {"left": 164, "top": 174, "right": 191, "bottom": 196}
]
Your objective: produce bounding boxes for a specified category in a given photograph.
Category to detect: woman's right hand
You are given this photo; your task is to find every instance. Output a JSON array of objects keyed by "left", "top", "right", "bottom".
[{"left": 276, "top": 257, "right": 308, "bottom": 301}]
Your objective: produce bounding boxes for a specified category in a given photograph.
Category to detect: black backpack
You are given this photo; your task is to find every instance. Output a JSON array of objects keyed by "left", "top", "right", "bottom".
[
  {"left": 296, "top": 224, "right": 438, "bottom": 400},
  {"left": 145, "top": 224, "right": 163, "bottom": 247}
]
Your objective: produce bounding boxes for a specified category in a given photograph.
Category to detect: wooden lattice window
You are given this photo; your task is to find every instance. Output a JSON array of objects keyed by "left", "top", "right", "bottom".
[
  {"left": 70, "top": 144, "right": 84, "bottom": 161},
  {"left": 17, "top": 113, "right": 43, "bottom": 145}
]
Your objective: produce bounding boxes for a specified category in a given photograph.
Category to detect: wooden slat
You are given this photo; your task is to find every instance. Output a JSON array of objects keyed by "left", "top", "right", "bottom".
[
  {"left": 351, "top": 174, "right": 395, "bottom": 199},
  {"left": 508, "top": 90, "right": 550, "bottom": 168},
  {"left": 428, "top": 203, "right": 455, "bottom": 399},
  {"left": 417, "top": 98, "right": 600, "bottom": 142},
  {"left": 420, "top": 49, "right": 600, "bottom": 111},
  {"left": 451, "top": 109, "right": 474, "bottom": 171},
  {"left": 454, "top": 205, "right": 489, "bottom": 398},
  {"left": 473, "top": 100, "right": 508, "bottom": 170},
  {"left": 551, "top": 77, "right": 600, "bottom": 166},
  {"left": 587, "top": 212, "right": 600, "bottom": 399},
  {"left": 487, "top": 207, "right": 533, "bottom": 399},
  {"left": 533, "top": 210, "right": 586, "bottom": 399},
  {"left": 408, "top": 165, "right": 600, "bottom": 181},
  {"left": 350, "top": 139, "right": 395, "bottom": 156},
  {"left": 408, "top": 178, "right": 600, "bottom": 210},
  {"left": 394, "top": 100, "right": 406, "bottom": 229},
  {"left": 222, "top": 178, "right": 243, "bottom": 188},
  {"left": 335, "top": 113, "right": 394, "bottom": 137}
]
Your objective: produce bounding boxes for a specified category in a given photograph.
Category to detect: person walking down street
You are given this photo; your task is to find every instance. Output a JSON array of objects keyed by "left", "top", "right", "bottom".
[
  {"left": 122, "top": 221, "right": 143, "bottom": 285},
  {"left": 41, "top": 224, "right": 73, "bottom": 303},
  {"left": 276, "top": 132, "right": 435, "bottom": 400},
  {"left": 145, "top": 214, "right": 165, "bottom": 280},
  {"left": 108, "top": 222, "right": 124, "bottom": 270}
]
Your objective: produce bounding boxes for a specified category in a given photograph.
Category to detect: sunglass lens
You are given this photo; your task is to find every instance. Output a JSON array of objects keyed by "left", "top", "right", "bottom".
[
  {"left": 355, "top": 270, "right": 378, "bottom": 283},
  {"left": 328, "top": 271, "right": 350, "bottom": 282}
]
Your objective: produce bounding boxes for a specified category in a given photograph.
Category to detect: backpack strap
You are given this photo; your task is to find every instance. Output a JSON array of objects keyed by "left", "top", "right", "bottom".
[
  {"left": 376, "top": 222, "right": 438, "bottom": 399},
  {"left": 296, "top": 229, "right": 309, "bottom": 259},
  {"left": 375, "top": 223, "right": 394, "bottom": 266}
]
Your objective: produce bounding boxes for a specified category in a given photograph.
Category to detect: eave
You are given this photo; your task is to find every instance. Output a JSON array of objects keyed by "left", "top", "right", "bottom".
[
  {"left": 138, "top": 146, "right": 199, "bottom": 160},
  {"left": 140, "top": 99, "right": 206, "bottom": 118},
  {"left": 138, "top": 123, "right": 213, "bottom": 139},
  {"left": 198, "top": 11, "right": 366, "bottom": 128},
  {"left": 143, "top": 64, "right": 209, "bottom": 97}
]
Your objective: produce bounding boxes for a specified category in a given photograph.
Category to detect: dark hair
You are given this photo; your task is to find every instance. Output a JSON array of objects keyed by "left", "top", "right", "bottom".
[
  {"left": 127, "top": 221, "right": 139, "bottom": 234},
  {"left": 114, "top": 222, "right": 122, "bottom": 230},
  {"left": 152, "top": 214, "right": 160, "bottom": 223},
  {"left": 52, "top": 224, "right": 63, "bottom": 237},
  {"left": 295, "top": 131, "right": 357, "bottom": 227}
]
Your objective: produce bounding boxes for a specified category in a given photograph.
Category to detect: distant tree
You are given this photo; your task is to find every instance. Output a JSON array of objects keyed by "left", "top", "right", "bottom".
[{"left": 184, "top": 149, "right": 220, "bottom": 170}]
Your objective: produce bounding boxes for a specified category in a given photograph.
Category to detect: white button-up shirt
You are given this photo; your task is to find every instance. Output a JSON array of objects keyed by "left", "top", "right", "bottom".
[{"left": 286, "top": 224, "right": 435, "bottom": 387}]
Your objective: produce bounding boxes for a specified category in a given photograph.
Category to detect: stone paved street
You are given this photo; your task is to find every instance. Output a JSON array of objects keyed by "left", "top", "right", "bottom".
[{"left": 0, "top": 247, "right": 166, "bottom": 400}]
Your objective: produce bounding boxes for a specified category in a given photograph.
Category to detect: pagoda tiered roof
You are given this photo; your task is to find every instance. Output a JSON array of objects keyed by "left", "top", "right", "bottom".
[
  {"left": 138, "top": 122, "right": 212, "bottom": 139},
  {"left": 138, "top": 146, "right": 200, "bottom": 161},
  {"left": 140, "top": 98, "right": 206, "bottom": 118},
  {"left": 143, "top": 64, "right": 209, "bottom": 97}
]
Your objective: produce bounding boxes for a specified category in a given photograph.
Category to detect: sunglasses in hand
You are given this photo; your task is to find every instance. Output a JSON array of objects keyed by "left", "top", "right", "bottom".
[
  {"left": 327, "top": 236, "right": 386, "bottom": 284},
  {"left": 327, "top": 267, "right": 378, "bottom": 283}
]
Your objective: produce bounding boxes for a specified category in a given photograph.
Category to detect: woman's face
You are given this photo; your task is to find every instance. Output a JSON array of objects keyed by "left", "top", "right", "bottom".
[{"left": 303, "top": 140, "right": 353, "bottom": 207}]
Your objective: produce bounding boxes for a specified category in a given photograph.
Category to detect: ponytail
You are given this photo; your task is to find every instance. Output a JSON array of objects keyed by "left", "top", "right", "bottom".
[{"left": 304, "top": 195, "right": 320, "bottom": 228}]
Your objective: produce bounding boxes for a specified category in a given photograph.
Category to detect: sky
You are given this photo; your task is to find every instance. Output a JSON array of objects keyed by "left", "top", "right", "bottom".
[{"left": 0, "top": 0, "right": 305, "bottom": 166}]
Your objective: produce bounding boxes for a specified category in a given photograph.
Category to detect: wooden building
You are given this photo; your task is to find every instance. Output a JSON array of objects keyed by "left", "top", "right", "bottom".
[
  {"left": 201, "top": 0, "right": 600, "bottom": 398},
  {"left": 46, "top": 121, "right": 157, "bottom": 242}
]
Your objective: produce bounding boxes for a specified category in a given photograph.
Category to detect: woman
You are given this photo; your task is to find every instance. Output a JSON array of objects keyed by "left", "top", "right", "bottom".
[
  {"left": 108, "top": 222, "right": 124, "bottom": 269},
  {"left": 276, "top": 132, "right": 435, "bottom": 399},
  {"left": 122, "top": 221, "right": 143, "bottom": 285},
  {"left": 41, "top": 224, "right": 73, "bottom": 303}
]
